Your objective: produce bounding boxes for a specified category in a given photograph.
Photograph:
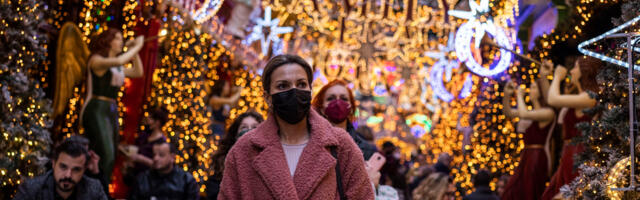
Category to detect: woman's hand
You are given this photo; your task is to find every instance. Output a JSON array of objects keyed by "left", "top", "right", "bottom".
[
  {"left": 87, "top": 150, "right": 101, "bottom": 174},
  {"left": 504, "top": 81, "right": 515, "bottom": 96},
  {"left": 540, "top": 60, "right": 553, "bottom": 77},
  {"left": 516, "top": 85, "right": 525, "bottom": 97},
  {"left": 554, "top": 66, "right": 568, "bottom": 79}
]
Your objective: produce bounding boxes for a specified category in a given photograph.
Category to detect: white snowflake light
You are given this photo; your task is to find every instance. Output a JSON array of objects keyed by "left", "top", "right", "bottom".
[{"left": 244, "top": 6, "right": 294, "bottom": 56}]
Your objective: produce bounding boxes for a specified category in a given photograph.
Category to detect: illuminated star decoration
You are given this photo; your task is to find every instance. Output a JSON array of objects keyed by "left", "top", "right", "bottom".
[
  {"left": 447, "top": 0, "right": 495, "bottom": 48},
  {"left": 244, "top": 6, "right": 294, "bottom": 56},
  {"left": 578, "top": 14, "right": 640, "bottom": 70},
  {"left": 192, "top": 0, "right": 224, "bottom": 23},
  {"left": 425, "top": 32, "right": 473, "bottom": 102},
  {"left": 353, "top": 23, "right": 385, "bottom": 67},
  {"left": 448, "top": 0, "right": 512, "bottom": 77},
  {"left": 424, "top": 31, "right": 457, "bottom": 81}
]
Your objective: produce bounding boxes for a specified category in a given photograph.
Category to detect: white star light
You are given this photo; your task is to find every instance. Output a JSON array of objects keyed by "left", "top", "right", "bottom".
[
  {"left": 448, "top": 0, "right": 496, "bottom": 48},
  {"left": 244, "top": 6, "right": 294, "bottom": 56}
]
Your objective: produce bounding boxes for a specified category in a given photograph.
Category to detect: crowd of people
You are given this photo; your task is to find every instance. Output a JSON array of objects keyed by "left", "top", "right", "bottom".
[{"left": 12, "top": 21, "right": 603, "bottom": 199}]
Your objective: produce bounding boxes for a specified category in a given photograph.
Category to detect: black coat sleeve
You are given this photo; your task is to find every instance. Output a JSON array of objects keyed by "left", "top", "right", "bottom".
[{"left": 184, "top": 174, "right": 200, "bottom": 200}]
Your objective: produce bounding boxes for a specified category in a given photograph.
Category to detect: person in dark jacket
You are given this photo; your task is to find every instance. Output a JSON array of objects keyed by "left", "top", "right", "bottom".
[
  {"left": 129, "top": 141, "right": 199, "bottom": 200},
  {"left": 311, "top": 79, "right": 378, "bottom": 160},
  {"left": 13, "top": 139, "right": 107, "bottom": 200},
  {"left": 463, "top": 170, "right": 499, "bottom": 200}
]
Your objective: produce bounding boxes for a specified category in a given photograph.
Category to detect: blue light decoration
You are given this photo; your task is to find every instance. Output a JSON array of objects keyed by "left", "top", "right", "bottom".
[
  {"left": 429, "top": 61, "right": 455, "bottom": 102},
  {"left": 192, "top": 0, "right": 224, "bottom": 23},
  {"left": 406, "top": 114, "right": 433, "bottom": 138},
  {"left": 425, "top": 32, "right": 474, "bottom": 102},
  {"left": 448, "top": 0, "right": 513, "bottom": 77},
  {"left": 459, "top": 74, "right": 473, "bottom": 98},
  {"left": 577, "top": 14, "right": 640, "bottom": 70},
  {"left": 373, "top": 84, "right": 388, "bottom": 96},
  {"left": 411, "top": 125, "right": 426, "bottom": 138},
  {"left": 386, "top": 65, "right": 397, "bottom": 72}
]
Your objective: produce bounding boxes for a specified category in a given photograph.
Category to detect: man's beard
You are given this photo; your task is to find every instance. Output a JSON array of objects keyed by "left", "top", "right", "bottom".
[{"left": 56, "top": 177, "right": 77, "bottom": 192}]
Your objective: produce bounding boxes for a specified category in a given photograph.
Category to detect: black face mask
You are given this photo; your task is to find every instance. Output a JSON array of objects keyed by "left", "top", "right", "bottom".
[{"left": 271, "top": 88, "right": 312, "bottom": 124}]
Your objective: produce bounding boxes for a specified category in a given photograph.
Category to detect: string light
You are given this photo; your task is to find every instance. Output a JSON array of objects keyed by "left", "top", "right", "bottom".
[{"left": 577, "top": 14, "right": 640, "bottom": 69}]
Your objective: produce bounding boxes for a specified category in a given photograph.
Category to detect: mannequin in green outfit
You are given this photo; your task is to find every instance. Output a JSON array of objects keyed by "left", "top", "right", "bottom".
[{"left": 81, "top": 28, "right": 144, "bottom": 191}]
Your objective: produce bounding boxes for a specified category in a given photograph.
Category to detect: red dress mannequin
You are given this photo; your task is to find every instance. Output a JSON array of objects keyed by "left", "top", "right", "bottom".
[
  {"left": 502, "top": 119, "right": 553, "bottom": 200},
  {"left": 541, "top": 108, "right": 590, "bottom": 200}
]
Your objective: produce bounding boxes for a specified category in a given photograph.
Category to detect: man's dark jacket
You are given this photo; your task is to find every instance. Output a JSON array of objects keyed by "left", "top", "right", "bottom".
[
  {"left": 130, "top": 166, "right": 200, "bottom": 200},
  {"left": 12, "top": 170, "right": 107, "bottom": 200}
]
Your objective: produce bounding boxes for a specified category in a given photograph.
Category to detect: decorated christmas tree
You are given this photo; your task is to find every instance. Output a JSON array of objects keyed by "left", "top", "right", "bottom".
[
  {"left": 148, "top": 11, "right": 223, "bottom": 190},
  {"left": 0, "top": 0, "right": 53, "bottom": 198},
  {"left": 543, "top": 0, "right": 640, "bottom": 199}
]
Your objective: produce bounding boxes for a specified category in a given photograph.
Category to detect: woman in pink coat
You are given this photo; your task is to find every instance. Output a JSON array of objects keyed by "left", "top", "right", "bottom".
[{"left": 218, "top": 54, "right": 374, "bottom": 199}]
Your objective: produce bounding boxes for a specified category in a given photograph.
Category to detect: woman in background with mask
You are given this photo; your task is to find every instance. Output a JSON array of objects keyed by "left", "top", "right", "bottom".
[
  {"left": 312, "top": 79, "right": 378, "bottom": 160},
  {"left": 219, "top": 54, "right": 373, "bottom": 199},
  {"left": 207, "top": 111, "right": 264, "bottom": 199}
]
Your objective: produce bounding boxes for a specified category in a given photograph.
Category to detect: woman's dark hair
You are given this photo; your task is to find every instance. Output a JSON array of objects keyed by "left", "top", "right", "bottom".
[
  {"left": 211, "top": 111, "right": 264, "bottom": 180},
  {"left": 89, "top": 28, "right": 122, "bottom": 58},
  {"left": 150, "top": 107, "right": 169, "bottom": 126},
  {"left": 576, "top": 56, "right": 602, "bottom": 92},
  {"left": 473, "top": 169, "right": 492, "bottom": 187},
  {"left": 356, "top": 125, "right": 374, "bottom": 142},
  {"left": 261, "top": 54, "right": 313, "bottom": 95}
]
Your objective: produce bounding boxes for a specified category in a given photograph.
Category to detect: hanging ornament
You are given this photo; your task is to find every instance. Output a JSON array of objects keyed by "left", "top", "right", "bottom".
[{"left": 448, "top": 0, "right": 512, "bottom": 77}]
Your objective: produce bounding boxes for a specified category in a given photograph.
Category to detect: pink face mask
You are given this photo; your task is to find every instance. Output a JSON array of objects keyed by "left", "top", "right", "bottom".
[{"left": 324, "top": 99, "right": 351, "bottom": 124}]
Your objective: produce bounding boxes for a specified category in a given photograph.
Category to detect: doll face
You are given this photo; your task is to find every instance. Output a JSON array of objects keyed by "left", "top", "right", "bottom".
[
  {"left": 529, "top": 82, "right": 540, "bottom": 101},
  {"left": 110, "top": 32, "right": 124, "bottom": 54},
  {"left": 570, "top": 61, "right": 582, "bottom": 86}
]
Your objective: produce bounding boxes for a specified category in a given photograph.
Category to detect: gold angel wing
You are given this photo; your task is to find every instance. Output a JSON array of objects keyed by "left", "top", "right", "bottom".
[{"left": 53, "top": 23, "right": 90, "bottom": 119}]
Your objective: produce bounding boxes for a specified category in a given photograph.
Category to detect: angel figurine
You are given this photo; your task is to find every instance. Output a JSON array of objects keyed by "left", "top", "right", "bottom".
[{"left": 54, "top": 22, "right": 144, "bottom": 188}]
